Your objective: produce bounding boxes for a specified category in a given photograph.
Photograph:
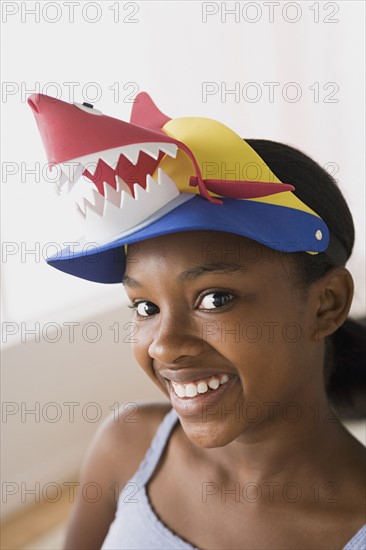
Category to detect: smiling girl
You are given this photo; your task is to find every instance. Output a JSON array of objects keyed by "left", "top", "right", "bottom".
[{"left": 28, "top": 93, "right": 365, "bottom": 550}]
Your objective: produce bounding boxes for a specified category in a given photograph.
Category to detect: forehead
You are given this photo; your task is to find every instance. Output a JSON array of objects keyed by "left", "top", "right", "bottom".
[{"left": 124, "top": 230, "right": 283, "bottom": 280}]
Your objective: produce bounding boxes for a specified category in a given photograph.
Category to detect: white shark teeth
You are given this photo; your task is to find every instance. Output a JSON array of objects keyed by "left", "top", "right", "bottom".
[
  {"left": 157, "top": 166, "right": 177, "bottom": 188},
  {"left": 119, "top": 142, "right": 178, "bottom": 165},
  {"left": 120, "top": 188, "right": 136, "bottom": 210},
  {"left": 98, "top": 148, "right": 122, "bottom": 167},
  {"left": 54, "top": 162, "right": 84, "bottom": 194},
  {"left": 83, "top": 167, "right": 180, "bottom": 241},
  {"left": 50, "top": 141, "right": 181, "bottom": 240},
  {"left": 116, "top": 176, "right": 133, "bottom": 194},
  {"left": 52, "top": 141, "right": 179, "bottom": 191},
  {"left": 82, "top": 148, "right": 121, "bottom": 176},
  {"left": 159, "top": 143, "right": 178, "bottom": 158},
  {"left": 132, "top": 182, "right": 145, "bottom": 201},
  {"left": 75, "top": 176, "right": 133, "bottom": 216},
  {"left": 139, "top": 142, "right": 162, "bottom": 160},
  {"left": 103, "top": 179, "right": 124, "bottom": 207},
  {"left": 54, "top": 168, "right": 68, "bottom": 194},
  {"left": 81, "top": 189, "right": 105, "bottom": 217},
  {"left": 120, "top": 144, "right": 141, "bottom": 165}
]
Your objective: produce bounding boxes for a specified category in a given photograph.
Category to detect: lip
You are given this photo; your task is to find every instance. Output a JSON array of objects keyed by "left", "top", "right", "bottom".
[
  {"left": 160, "top": 368, "right": 236, "bottom": 384},
  {"left": 167, "top": 374, "right": 239, "bottom": 417}
]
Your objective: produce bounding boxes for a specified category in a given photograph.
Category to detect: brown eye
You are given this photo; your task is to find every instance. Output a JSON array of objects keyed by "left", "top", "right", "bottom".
[
  {"left": 129, "top": 301, "right": 159, "bottom": 318},
  {"left": 199, "top": 292, "right": 234, "bottom": 310}
]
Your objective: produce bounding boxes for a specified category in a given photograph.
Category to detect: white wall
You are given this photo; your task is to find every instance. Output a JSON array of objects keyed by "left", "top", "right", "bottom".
[{"left": 1, "top": 0, "right": 365, "bottom": 520}]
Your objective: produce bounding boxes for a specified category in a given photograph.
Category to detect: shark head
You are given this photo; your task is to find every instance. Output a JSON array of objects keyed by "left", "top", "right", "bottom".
[{"left": 28, "top": 91, "right": 332, "bottom": 283}]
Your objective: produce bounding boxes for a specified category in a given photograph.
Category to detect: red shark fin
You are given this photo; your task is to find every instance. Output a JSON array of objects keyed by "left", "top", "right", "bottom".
[{"left": 130, "top": 92, "right": 171, "bottom": 132}]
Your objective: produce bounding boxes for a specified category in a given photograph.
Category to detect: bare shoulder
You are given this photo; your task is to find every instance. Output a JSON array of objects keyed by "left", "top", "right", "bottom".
[
  {"left": 99, "top": 401, "right": 173, "bottom": 483},
  {"left": 63, "top": 401, "right": 171, "bottom": 550}
]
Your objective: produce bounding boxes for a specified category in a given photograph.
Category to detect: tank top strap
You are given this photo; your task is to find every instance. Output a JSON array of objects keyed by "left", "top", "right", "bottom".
[{"left": 132, "top": 406, "right": 179, "bottom": 488}]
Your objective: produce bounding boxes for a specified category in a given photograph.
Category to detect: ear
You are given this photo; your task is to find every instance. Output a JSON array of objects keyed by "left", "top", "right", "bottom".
[{"left": 312, "top": 267, "right": 354, "bottom": 341}]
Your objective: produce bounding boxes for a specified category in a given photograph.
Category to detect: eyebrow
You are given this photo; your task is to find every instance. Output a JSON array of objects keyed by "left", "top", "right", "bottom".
[{"left": 122, "top": 263, "right": 248, "bottom": 288}]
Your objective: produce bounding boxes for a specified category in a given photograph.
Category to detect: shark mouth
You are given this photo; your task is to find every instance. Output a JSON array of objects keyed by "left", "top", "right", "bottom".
[
  {"left": 53, "top": 140, "right": 179, "bottom": 196},
  {"left": 49, "top": 141, "right": 196, "bottom": 242}
]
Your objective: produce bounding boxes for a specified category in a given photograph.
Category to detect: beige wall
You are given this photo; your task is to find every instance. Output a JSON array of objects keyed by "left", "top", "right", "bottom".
[{"left": 1, "top": 306, "right": 168, "bottom": 520}]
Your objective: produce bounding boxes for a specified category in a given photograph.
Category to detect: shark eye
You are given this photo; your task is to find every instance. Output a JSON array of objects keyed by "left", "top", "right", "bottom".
[{"left": 74, "top": 102, "right": 102, "bottom": 116}]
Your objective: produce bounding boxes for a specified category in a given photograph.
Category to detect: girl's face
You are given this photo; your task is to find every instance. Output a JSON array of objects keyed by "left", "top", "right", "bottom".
[{"left": 123, "top": 230, "right": 324, "bottom": 447}]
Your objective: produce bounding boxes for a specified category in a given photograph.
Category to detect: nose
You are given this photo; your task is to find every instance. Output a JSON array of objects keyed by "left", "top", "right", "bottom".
[{"left": 147, "top": 309, "right": 207, "bottom": 365}]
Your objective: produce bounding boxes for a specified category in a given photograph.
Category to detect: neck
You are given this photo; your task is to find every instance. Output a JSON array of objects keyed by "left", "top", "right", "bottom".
[{"left": 192, "top": 385, "right": 351, "bottom": 487}]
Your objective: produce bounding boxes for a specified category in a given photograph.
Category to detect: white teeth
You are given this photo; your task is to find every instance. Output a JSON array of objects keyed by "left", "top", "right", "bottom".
[
  {"left": 140, "top": 142, "right": 161, "bottom": 160},
  {"left": 119, "top": 188, "right": 136, "bottom": 210},
  {"left": 116, "top": 176, "right": 133, "bottom": 195},
  {"left": 157, "top": 167, "right": 177, "bottom": 188},
  {"left": 160, "top": 143, "right": 178, "bottom": 158},
  {"left": 171, "top": 374, "right": 232, "bottom": 399},
  {"left": 58, "top": 162, "right": 84, "bottom": 183},
  {"left": 80, "top": 176, "right": 132, "bottom": 215},
  {"left": 52, "top": 165, "right": 68, "bottom": 192},
  {"left": 99, "top": 148, "right": 122, "bottom": 168},
  {"left": 82, "top": 189, "right": 104, "bottom": 217},
  {"left": 120, "top": 144, "right": 141, "bottom": 165},
  {"left": 185, "top": 384, "right": 198, "bottom": 398},
  {"left": 49, "top": 141, "right": 183, "bottom": 240},
  {"left": 52, "top": 141, "right": 179, "bottom": 199},
  {"left": 175, "top": 385, "right": 186, "bottom": 398},
  {"left": 139, "top": 142, "right": 178, "bottom": 160},
  {"left": 54, "top": 162, "right": 84, "bottom": 194},
  {"left": 81, "top": 167, "right": 181, "bottom": 242},
  {"left": 132, "top": 182, "right": 144, "bottom": 201},
  {"left": 197, "top": 382, "right": 208, "bottom": 394},
  {"left": 208, "top": 378, "right": 220, "bottom": 390},
  {"left": 102, "top": 180, "right": 121, "bottom": 207},
  {"left": 145, "top": 174, "right": 155, "bottom": 193}
]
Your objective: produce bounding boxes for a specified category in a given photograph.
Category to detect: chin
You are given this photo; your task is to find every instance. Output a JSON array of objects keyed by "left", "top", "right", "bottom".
[{"left": 178, "top": 415, "right": 246, "bottom": 448}]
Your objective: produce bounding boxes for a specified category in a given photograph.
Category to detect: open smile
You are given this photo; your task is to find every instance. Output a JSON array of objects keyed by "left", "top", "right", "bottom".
[{"left": 166, "top": 374, "right": 239, "bottom": 416}]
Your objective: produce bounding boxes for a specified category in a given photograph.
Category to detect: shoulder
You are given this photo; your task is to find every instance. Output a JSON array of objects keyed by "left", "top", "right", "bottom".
[
  {"left": 96, "top": 401, "right": 173, "bottom": 484},
  {"left": 63, "top": 402, "right": 172, "bottom": 549},
  {"left": 82, "top": 400, "right": 173, "bottom": 496}
]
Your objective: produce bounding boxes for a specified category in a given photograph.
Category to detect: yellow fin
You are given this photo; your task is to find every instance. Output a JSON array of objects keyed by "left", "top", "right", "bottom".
[{"left": 153, "top": 116, "right": 320, "bottom": 218}]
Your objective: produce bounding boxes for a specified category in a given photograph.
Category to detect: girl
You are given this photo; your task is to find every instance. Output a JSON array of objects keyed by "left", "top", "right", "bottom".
[{"left": 28, "top": 93, "right": 365, "bottom": 550}]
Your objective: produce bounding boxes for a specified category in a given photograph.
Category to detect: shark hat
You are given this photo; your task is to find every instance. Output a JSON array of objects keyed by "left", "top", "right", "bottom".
[{"left": 27, "top": 92, "right": 345, "bottom": 283}]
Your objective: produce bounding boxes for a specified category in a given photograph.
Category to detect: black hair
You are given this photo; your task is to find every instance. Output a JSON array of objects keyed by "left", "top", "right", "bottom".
[{"left": 246, "top": 139, "right": 366, "bottom": 420}]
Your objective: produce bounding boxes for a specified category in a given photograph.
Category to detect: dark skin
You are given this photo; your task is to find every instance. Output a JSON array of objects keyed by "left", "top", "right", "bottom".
[{"left": 63, "top": 230, "right": 365, "bottom": 550}]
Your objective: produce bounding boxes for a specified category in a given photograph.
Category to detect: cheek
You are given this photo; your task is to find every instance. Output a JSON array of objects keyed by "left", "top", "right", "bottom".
[
  {"left": 131, "top": 338, "right": 151, "bottom": 375},
  {"left": 205, "top": 304, "right": 311, "bottom": 397},
  {"left": 131, "top": 338, "right": 171, "bottom": 400},
  {"left": 131, "top": 328, "right": 166, "bottom": 385}
]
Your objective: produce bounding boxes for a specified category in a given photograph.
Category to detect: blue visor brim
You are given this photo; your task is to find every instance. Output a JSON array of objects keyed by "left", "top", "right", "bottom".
[{"left": 47, "top": 196, "right": 329, "bottom": 283}]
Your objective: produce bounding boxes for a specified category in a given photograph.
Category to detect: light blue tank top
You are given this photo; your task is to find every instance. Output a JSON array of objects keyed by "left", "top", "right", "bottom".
[{"left": 101, "top": 407, "right": 366, "bottom": 550}]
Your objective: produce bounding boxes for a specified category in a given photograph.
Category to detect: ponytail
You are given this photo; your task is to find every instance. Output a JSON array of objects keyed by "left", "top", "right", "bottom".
[{"left": 325, "top": 318, "right": 366, "bottom": 419}]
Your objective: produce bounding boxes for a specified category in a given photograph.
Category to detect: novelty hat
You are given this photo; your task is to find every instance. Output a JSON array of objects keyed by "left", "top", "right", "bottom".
[{"left": 27, "top": 92, "right": 343, "bottom": 283}]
